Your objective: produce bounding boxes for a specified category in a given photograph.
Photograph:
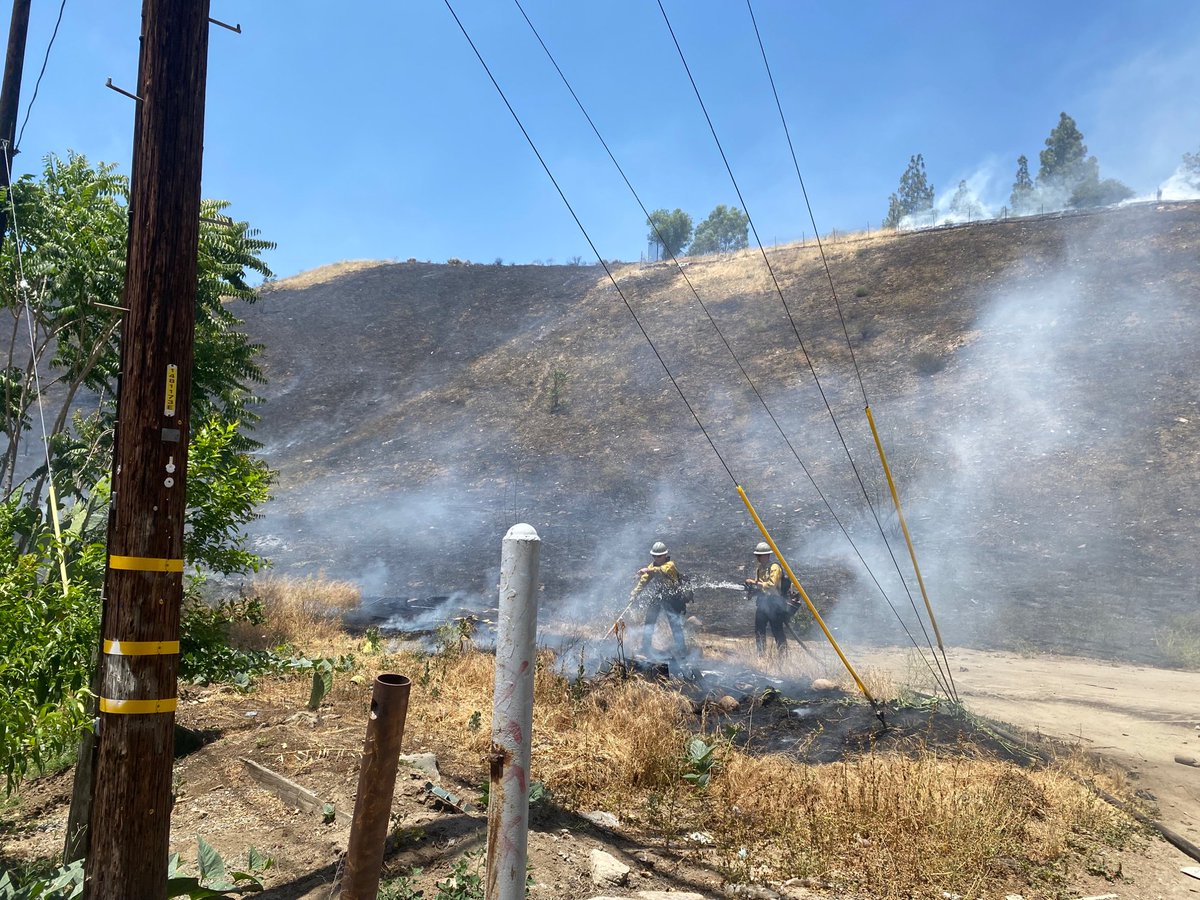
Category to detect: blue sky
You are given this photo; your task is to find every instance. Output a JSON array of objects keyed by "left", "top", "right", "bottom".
[{"left": 11, "top": 1, "right": 1200, "bottom": 279}]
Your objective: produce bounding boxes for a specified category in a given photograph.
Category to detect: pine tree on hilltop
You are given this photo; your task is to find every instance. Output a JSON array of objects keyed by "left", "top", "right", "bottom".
[
  {"left": 1038, "top": 112, "right": 1096, "bottom": 186},
  {"left": 1010, "top": 155, "right": 1034, "bottom": 213},
  {"left": 884, "top": 154, "right": 935, "bottom": 227}
]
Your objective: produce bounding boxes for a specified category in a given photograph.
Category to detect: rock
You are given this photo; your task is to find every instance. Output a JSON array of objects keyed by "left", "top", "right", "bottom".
[
  {"left": 398, "top": 752, "right": 441, "bottom": 780},
  {"left": 810, "top": 678, "right": 839, "bottom": 692},
  {"left": 686, "top": 831, "right": 714, "bottom": 845},
  {"left": 581, "top": 809, "right": 619, "bottom": 829},
  {"left": 716, "top": 695, "right": 740, "bottom": 712},
  {"left": 589, "top": 849, "right": 630, "bottom": 888},
  {"left": 778, "top": 877, "right": 825, "bottom": 899},
  {"left": 725, "top": 884, "right": 777, "bottom": 899},
  {"left": 637, "top": 893, "right": 713, "bottom": 900}
]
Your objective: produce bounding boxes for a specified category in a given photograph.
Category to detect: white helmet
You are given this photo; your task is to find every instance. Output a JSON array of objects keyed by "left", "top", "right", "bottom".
[
  {"left": 753, "top": 541, "right": 771, "bottom": 556},
  {"left": 650, "top": 541, "right": 669, "bottom": 556}
]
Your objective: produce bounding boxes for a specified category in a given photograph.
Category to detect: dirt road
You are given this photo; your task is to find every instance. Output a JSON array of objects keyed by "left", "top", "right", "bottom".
[{"left": 870, "top": 646, "right": 1200, "bottom": 895}]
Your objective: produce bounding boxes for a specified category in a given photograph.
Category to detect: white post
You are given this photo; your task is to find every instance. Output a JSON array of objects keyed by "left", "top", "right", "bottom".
[{"left": 486, "top": 524, "right": 540, "bottom": 900}]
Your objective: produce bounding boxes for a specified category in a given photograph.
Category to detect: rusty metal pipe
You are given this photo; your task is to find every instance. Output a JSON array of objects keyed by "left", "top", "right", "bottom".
[
  {"left": 340, "top": 672, "right": 412, "bottom": 900},
  {"left": 486, "top": 524, "right": 541, "bottom": 900}
]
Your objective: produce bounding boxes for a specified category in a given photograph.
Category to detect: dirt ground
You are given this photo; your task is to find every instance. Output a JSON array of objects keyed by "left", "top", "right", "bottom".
[
  {"left": 4, "top": 645, "right": 1200, "bottom": 899},
  {"left": 865, "top": 645, "right": 1200, "bottom": 899}
]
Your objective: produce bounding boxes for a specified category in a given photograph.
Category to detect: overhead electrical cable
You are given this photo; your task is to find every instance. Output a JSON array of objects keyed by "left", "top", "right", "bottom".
[
  {"left": 745, "top": 0, "right": 956, "bottom": 700},
  {"left": 511, "top": 0, "right": 952, "bottom": 698},
  {"left": 15, "top": 0, "right": 68, "bottom": 152},
  {"left": 440, "top": 0, "right": 886, "bottom": 722},
  {"left": 655, "top": 0, "right": 956, "bottom": 699}
]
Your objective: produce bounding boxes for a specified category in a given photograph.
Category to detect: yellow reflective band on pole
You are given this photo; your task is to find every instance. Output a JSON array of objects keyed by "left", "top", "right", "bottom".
[
  {"left": 737, "top": 484, "right": 875, "bottom": 705},
  {"left": 99, "top": 697, "right": 178, "bottom": 715},
  {"left": 865, "top": 406, "right": 947, "bottom": 652},
  {"left": 109, "top": 555, "right": 185, "bottom": 573},
  {"left": 103, "top": 639, "right": 180, "bottom": 656}
]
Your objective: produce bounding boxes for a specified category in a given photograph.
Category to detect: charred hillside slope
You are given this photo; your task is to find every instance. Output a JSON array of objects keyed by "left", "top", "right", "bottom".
[{"left": 238, "top": 202, "right": 1200, "bottom": 663}]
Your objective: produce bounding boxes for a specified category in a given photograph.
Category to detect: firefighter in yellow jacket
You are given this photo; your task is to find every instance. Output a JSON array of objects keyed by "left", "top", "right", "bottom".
[
  {"left": 744, "top": 541, "right": 789, "bottom": 653},
  {"left": 630, "top": 541, "right": 688, "bottom": 658}
]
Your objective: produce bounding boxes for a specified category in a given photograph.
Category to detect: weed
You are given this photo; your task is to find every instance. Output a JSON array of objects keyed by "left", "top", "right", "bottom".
[
  {"left": 433, "top": 616, "right": 477, "bottom": 654},
  {"left": 361, "top": 626, "right": 383, "bottom": 655},
  {"left": 1, "top": 841, "right": 274, "bottom": 899},
  {"left": 166, "top": 838, "right": 273, "bottom": 897},
  {"left": 467, "top": 711, "right": 482, "bottom": 732},
  {"left": 548, "top": 370, "right": 567, "bottom": 413},
  {"left": 682, "top": 736, "right": 718, "bottom": 789},
  {"left": 379, "top": 867, "right": 424, "bottom": 900},
  {"left": 1156, "top": 611, "right": 1200, "bottom": 668},
  {"left": 434, "top": 850, "right": 483, "bottom": 900}
]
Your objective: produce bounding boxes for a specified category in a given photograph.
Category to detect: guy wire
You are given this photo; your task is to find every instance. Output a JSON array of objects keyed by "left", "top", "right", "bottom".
[
  {"left": 512, "top": 0, "right": 952, "bottom": 697},
  {"left": 746, "top": 0, "right": 957, "bottom": 700},
  {"left": 657, "top": 0, "right": 954, "bottom": 697},
  {"left": 2, "top": 141, "right": 69, "bottom": 595}
]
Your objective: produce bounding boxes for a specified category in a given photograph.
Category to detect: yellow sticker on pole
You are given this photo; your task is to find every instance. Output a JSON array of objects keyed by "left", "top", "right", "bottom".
[{"left": 164, "top": 364, "right": 178, "bottom": 417}]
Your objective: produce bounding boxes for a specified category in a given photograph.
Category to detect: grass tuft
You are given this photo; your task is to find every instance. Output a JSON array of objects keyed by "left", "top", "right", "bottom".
[{"left": 235, "top": 573, "right": 360, "bottom": 654}]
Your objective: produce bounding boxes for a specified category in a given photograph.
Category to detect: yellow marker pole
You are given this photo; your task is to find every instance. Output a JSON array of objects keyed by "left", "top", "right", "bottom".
[
  {"left": 737, "top": 484, "right": 877, "bottom": 708},
  {"left": 46, "top": 481, "right": 69, "bottom": 597},
  {"left": 864, "top": 406, "right": 948, "bottom": 654}
]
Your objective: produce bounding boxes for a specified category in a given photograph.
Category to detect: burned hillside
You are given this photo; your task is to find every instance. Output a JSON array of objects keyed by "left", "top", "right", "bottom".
[{"left": 238, "top": 202, "right": 1200, "bottom": 665}]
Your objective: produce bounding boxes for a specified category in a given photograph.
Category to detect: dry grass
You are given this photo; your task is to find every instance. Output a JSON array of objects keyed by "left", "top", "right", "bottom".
[
  {"left": 329, "top": 642, "right": 1139, "bottom": 898},
  {"left": 263, "top": 259, "right": 390, "bottom": 291},
  {"left": 234, "top": 573, "right": 361, "bottom": 654},
  {"left": 707, "top": 751, "right": 1131, "bottom": 897},
  {"left": 238, "top": 605, "right": 1140, "bottom": 893}
]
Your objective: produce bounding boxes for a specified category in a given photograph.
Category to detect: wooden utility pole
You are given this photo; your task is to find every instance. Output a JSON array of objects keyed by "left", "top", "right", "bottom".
[
  {"left": 0, "top": 0, "right": 31, "bottom": 251},
  {"left": 84, "top": 1, "right": 210, "bottom": 896}
]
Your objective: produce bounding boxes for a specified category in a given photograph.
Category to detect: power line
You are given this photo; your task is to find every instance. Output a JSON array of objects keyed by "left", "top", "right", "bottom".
[
  {"left": 15, "top": 0, "right": 67, "bottom": 152},
  {"left": 511, "top": 0, "right": 952, "bottom": 698},
  {"left": 440, "top": 0, "right": 734, "bottom": 488},
  {"left": 656, "top": 0, "right": 954, "bottom": 698},
  {"left": 745, "top": 0, "right": 956, "bottom": 700},
  {"left": 441, "top": 0, "right": 886, "bottom": 716}
]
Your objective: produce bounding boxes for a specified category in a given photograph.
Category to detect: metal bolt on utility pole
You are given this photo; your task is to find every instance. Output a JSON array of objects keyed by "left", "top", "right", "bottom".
[{"left": 485, "top": 524, "right": 541, "bottom": 900}]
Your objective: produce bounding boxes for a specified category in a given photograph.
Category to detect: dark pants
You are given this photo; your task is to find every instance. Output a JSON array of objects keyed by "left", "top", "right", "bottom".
[
  {"left": 755, "top": 593, "right": 789, "bottom": 653},
  {"left": 641, "top": 594, "right": 687, "bottom": 658}
]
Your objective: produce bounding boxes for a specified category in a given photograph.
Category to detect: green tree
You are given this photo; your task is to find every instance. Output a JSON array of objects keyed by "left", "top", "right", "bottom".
[
  {"left": 1069, "top": 177, "right": 1134, "bottom": 208},
  {"left": 1036, "top": 112, "right": 1133, "bottom": 208},
  {"left": 1010, "top": 155, "right": 1034, "bottom": 213},
  {"left": 646, "top": 208, "right": 692, "bottom": 259},
  {"left": 0, "top": 153, "right": 275, "bottom": 792},
  {"left": 884, "top": 154, "right": 935, "bottom": 226},
  {"left": 883, "top": 193, "right": 904, "bottom": 229},
  {"left": 0, "top": 153, "right": 274, "bottom": 573},
  {"left": 689, "top": 204, "right": 749, "bottom": 255},
  {"left": 948, "top": 180, "right": 982, "bottom": 220},
  {"left": 1037, "top": 112, "right": 1096, "bottom": 187},
  {"left": 1179, "top": 147, "right": 1200, "bottom": 191}
]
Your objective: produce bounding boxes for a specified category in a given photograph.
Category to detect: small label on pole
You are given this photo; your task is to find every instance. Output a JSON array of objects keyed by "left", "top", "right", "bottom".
[{"left": 164, "top": 365, "right": 178, "bottom": 417}]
